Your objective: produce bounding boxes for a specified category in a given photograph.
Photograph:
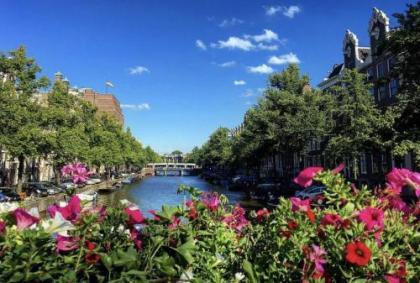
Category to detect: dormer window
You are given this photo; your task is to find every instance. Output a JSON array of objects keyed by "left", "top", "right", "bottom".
[{"left": 344, "top": 46, "right": 352, "bottom": 57}]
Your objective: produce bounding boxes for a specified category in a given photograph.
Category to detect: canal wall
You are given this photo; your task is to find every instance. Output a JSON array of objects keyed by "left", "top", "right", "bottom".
[{"left": 22, "top": 174, "right": 143, "bottom": 213}]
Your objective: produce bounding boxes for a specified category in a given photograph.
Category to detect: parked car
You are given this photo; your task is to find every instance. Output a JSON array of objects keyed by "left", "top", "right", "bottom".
[
  {"left": 60, "top": 180, "right": 78, "bottom": 190},
  {"left": 0, "top": 187, "right": 21, "bottom": 202},
  {"left": 23, "top": 182, "right": 62, "bottom": 197},
  {"left": 295, "top": 185, "right": 326, "bottom": 200}
]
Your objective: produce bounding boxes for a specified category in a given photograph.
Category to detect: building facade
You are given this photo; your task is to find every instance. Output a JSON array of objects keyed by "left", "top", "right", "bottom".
[
  {"left": 81, "top": 89, "right": 124, "bottom": 125},
  {"left": 317, "top": 7, "right": 413, "bottom": 183}
]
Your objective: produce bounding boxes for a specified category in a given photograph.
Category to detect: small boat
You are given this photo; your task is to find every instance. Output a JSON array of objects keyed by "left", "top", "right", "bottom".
[{"left": 122, "top": 177, "right": 135, "bottom": 184}]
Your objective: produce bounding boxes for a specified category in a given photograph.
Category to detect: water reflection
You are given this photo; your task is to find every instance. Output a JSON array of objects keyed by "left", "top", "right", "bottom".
[{"left": 97, "top": 176, "right": 249, "bottom": 215}]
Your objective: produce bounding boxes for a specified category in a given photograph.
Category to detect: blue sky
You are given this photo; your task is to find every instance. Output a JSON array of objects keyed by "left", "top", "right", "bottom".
[{"left": 1, "top": 0, "right": 410, "bottom": 154}]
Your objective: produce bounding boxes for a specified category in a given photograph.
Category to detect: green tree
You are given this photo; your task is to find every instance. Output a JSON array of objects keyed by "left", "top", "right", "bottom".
[
  {"left": 387, "top": 2, "right": 420, "bottom": 166},
  {"left": 0, "top": 46, "right": 49, "bottom": 191},
  {"left": 41, "top": 80, "right": 91, "bottom": 184},
  {"left": 234, "top": 64, "right": 332, "bottom": 177},
  {"left": 325, "top": 69, "right": 386, "bottom": 178},
  {"left": 184, "top": 146, "right": 203, "bottom": 164},
  {"left": 200, "top": 127, "right": 233, "bottom": 170}
]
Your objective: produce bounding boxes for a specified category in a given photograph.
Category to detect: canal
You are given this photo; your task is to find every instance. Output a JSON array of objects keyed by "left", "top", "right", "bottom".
[{"left": 97, "top": 176, "right": 253, "bottom": 216}]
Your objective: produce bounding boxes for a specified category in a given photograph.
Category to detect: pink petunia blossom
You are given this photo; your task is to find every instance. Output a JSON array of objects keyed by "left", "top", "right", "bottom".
[
  {"left": 130, "top": 228, "right": 142, "bottom": 250},
  {"left": 185, "top": 200, "right": 194, "bottom": 207},
  {"left": 384, "top": 275, "right": 404, "bottom": 283},
  {"left": 168, "top": 216, "right": 181, "bottom": 230},
  {"left": 0, "top": 220, "right": 6, "bottom": 234},
  {"left": 56, "top": 234, "right": 79, "bottom": 252},
  {"left": 61, "top": 163, "right": 91, "bottom": 184},
  {"left": 12, "top": 208, "right": 40, "bottom": 229},
  {"left": 386, "top": 168, "right": 420, "bottom": 195},
  {"left": 201, "top": 192, "right": 220, "bottom": 211},
  {"left": 223, "top": 204, "right": 249, "bottom": 233},
  {"left": 320, "top": 213, "right": 343, "bottom": 228},
  {"left": 309, "top": 245, "right": 327, "bottom": 274},
  {"left": 293, "top": 167, "right": 323, "bottom": 188},
  {"left": 256, "top": 208, "right": 270, "bottom": 222},
  {"left": 148, "top": 209, "right": 161, "bottom": 221},
  {"left": 290, "top": 197, "right": 311, "bottom": 212},
  {"left": 124, "top": 207, "right": 146, "bottom": 225},
  {"left": 332, "top": 163, "right": 345, "bottom": 174},
  {"left": 358, "top": 207, "right": 384, "bottom": 231},
  {"left": 47, "top": 195, "right": 81, "bottom": 222}
]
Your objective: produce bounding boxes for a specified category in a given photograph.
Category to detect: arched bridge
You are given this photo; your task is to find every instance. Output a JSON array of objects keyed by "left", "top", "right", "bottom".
[{"left": 145, "top": 163, "right": 201, "bottom": 176}]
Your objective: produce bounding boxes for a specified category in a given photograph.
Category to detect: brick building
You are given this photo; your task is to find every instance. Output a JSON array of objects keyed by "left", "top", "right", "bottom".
[{"left": 81, "top": 89, "right": 124, "bottom": 125}]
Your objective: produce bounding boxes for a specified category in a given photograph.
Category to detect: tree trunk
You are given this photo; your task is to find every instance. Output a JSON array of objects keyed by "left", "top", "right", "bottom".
[
  {"left": 54, "top": 166, "right": 61, "bottom": 185},
  {"left": 16, "top": 154, "right": 25, "bottom": 194}
]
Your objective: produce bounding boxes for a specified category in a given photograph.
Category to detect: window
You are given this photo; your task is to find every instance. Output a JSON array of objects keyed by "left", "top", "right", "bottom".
[
  {"left": 388, "top": 57, "right": 397, "bottom": 70},
  {"left": 367, "top": 67, "right": 375, "bottom": 80},
  {"left": 369, "top": 87, "right": 374, "bottom": 96},
  {"left": 377, "top": 62, "right": 386, "bottom": 78},
  {"left": 389, "top": 79, "right": 399, "bottom": 96},
  {"left": 360, "top": 153, "right": 367, "bottom": 174},
  {"left": 378, "top": 85, "right": 387, "bottom": 101}
]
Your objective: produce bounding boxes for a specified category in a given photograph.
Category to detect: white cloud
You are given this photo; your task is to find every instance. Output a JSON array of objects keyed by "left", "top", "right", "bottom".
[
  {"left": 219, "top": 17, "right": 243, "bottom": 28},
  {"left": 234, "top": 80, "right": 246, "bottom": 86},
  {"left": 265, "top": 6, "right": 282, "bottom": 16},
  {"left": 195, "top": 39, "right": 207, "bottom": 50},
  {"left": 129, "top": 66, "right": 150, "bottom": 75},
  {"left": 264, "top": 5, "right": 301, "bottom": 18},
  {"left": 215, "top": 36, "right": 255, "bottom": 51},
  {"left": 218, "top": 61, "right": 236, "bottom": 67},
  {"left": 283, "top": 6, "right": 301, "bottom": 18},
  {"left": 257, "top": 43, "right": 278, "bottom": 51},
  {"left": 247, "top": 29, "right": 279, "bottom": 43},
  {"left": 243, "top": 89, "right": 255, "bottom": 97},
  {"left": 121, "top": 103, "right": 151, "bottom": 111},
  {"left": 247, "top": 64, "right": 274, "bottom": 74},
  {"left": 268, "top": 53, "right": 301, "bottom": 65}
]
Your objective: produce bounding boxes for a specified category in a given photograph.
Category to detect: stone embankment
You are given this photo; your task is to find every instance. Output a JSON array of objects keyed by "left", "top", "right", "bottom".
[{"left": 22, "top": 173, "right": 144, "bottom": 213}]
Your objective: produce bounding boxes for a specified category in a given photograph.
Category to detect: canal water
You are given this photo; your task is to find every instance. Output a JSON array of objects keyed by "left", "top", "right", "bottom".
[{"left": 97, "top": 176, "right": 251, "bottom": 216}]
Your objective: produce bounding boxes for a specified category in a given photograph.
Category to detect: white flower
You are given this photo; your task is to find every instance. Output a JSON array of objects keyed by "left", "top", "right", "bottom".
[
  {"left": 41, "top": 212, "right": 75, "bottom": 234},
  {"left": 0, "top": 202, "right": 19, "bottom": 213},
  {"left": 178, "top": 269, "right": 194, "bottom": 282},
  {"left": 235, "top": 272, "right": 245, "bottom": 281}
]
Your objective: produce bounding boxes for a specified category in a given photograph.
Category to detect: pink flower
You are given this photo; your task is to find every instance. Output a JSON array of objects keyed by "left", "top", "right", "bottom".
[
  {"left": 309, "top": 245, "right": 327, "bottom": 274},
  {"left": 332, "top": 163, "right": 345, "bottom": 174},
  {"left": 12, "top": 208, "right": 40, "bottom": 229},
  {"left": 294, "top": 167, "right": 323, "bottom": 188},
  {"left": 201, "top": 192, "right": 220, "bottom": 211},
  {"left": 386, "top": 168, "right": 420, "bottom": 195},
  {"left": 290, "top": 197, "right": 311, "bottom": 212},
  {"left": 124, "top": 207, "right": 146, "bottom": 225},
  {"left": 185, "top": 200, "right": 194, "bottom": 207},
  {"left": 56, "top": 234, "right": 79, "bottom": 252},
  {"left": 385, "top": 275, "right": 404, "bottom": 283},
  {"left": 321, "top": 213, "right": 343, "bottom": 227},
  {"left": 223, "top": 204, "right": 249, "bottom": 233},
  {"left": 358, "top": 207, "right": 384, "bottom": 231},
  {"left": 0, "top": 220, "right": 6, "bottom": 234},
  {"left": 47, "top": 195, "right": 81, "bottom": 222},
  {"left": 130, "top": 228, "right": 142, "bottom": 250},
  {"left": 148, "top": 209, "right": 160, "bottom": 221},
  {"left": 168, "top": 216, "right": 181, "bottom": 230},
  {"left": 61, "top": 163, "right": 91, "bottom": 184},
  {"left": 256, "top": 208, "right": 270, "bottom": 222}
]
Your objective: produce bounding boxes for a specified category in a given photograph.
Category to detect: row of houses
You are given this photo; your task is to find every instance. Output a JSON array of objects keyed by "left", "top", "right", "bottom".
[
  {"left": 0, "top": 72, "right": 124, "bottom": 186},
  {"left": 234, "top": 8, "right": 415, "bottom": 184}
]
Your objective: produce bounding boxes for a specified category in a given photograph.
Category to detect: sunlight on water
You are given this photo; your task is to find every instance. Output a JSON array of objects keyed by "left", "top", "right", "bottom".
[{"left": 97, "top": 176, "right": 247, "bottom": 216}]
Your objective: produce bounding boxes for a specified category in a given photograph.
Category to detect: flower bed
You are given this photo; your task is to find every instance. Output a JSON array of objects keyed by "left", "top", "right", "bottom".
[{"left": 0, "top": 165, "right": 419, "bottom": 282}]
